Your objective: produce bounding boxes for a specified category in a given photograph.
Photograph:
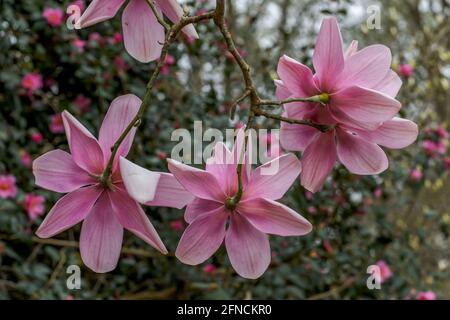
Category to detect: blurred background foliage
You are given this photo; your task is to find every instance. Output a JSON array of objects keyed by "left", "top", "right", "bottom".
[{"left": 0, "top": 0, "right": 449, "bottom": 299}]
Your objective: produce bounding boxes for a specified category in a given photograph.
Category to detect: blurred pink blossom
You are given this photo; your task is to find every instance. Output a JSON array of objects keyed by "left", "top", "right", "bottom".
[
  {"left": 73, "top": 94, "right": 91, "bottom": 112},
  {"left": 375, "top": 260, "right": 393, "bottom": 283},
  {"left": 409, "top": 168, "right": 423, "bottom": 182},
  {"left": 42, "top": 8, "right": 64, "bottom": 27},
  {"left": 31, "top": 132, "right": 43, "bottom": 144},
  {"left": 398, "top": 63, "right": 414, "bottom": 78},
  {"left": 416, "top": 291, "right": 436, "bottom": 300},
  {"left": 72, "top": 38, "right": 87, "bottom": 52},
  {"left": 203, "top": 264, "right": 217, "bottom": 274},
  {"left": 373, "top": 187, "right": 383, "bottom": 198},
  {"left": 114, "top": 56, "right": 129, "bottom": 72},
  {"left": 49, "top": 114, "right": 64, "bottom": 134},
  {"left": 21, "top": 151, "right": 32, "bottom": 167},
  {"left": 436, "top": 127, "right": 449, "bottom": 139},
  {"left": 0, "top": 175, "right": 17, "bottom": 199},
  {"left": 444, "top": 157, "right": 450, "bottom": 170},
  {"left": 21, "top": 73, "right": 43, "bottom": 92},
  {"left": 24, "top": 194, "right": 46, "bottom": 221},
  {"left": 170, "top": 220, "right": 184, "bottom": 232}
]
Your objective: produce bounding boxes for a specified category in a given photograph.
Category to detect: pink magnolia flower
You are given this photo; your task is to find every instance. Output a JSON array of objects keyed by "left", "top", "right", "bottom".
[
  {"left": 277, "top": 17, "right": 418, "bottom": 192},
  {"left": 0, "top": 175, "right": 17, "bottom": 199},
  {"left": 49, "top": 114, "right": 65, "bottom": 134},
  {"left": 43, "top": 8, "right": 64, "bottom": 27},
  {"left": 71, "top": 0, "right": 86, "bottom": 12},
  {"left": 409, "top": 168, "right": 423, "bottom": 182},
  {"left": 21, "top": 73, "right": 43, "bottom": 92},
  {"left": 375, "top": 260, "right": 393, "bottom": 283},
  {"left": 398, "top": 63, "right": 414, "bottom": 78},
  {"left": 31, "top": 132, "right": 44, "bottom": 144},
  {"left": 24, "top": 194, "right": 46, "bottom": 221},
  {"left": 416, "top": 291, "right": 436, "bottom": 300},
  {"left": 78, "top": 0, "right": 199, "bottom": 63},
  {"left": 33, "top": 95, "right": 193, "bottom": 273},
  {"left": 163, "top": 129, "right": 312, "bottom": 279}
]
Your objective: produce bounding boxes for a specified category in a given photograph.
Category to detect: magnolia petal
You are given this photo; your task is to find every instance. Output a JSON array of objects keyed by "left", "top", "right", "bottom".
[
  {"left": 206, "top": 142, "right": 237, "bottom": 196},
  {"left": 238, "top": 198, "right": 312, "bottom": 236},
  {"left": 155, "top": 0, "right": 198, "bottom": 39},
  {"left": 78, "top": 0, "right": 125, "bottom": 28},
  {"left": 33, "top": 150, "right": 94, "bottom": 193},
  {"left": 360, "top": 117, "right": 418, "bottom": 149},
  {"left": 277, "top": 55, "right": 318, "bottom": 97},
  {"left": 99, "top": 95, "right": 141, "bottom": 167},
  {"left": 109, "top": 190, "right": 167, "bottom": 254},
  {"left": 62, "top": 111, "right": 104, "bottom": 175},
  {"left": 167, "top": 159, "right": 226, "bottom": 202},
  {"left": 122, "top": 0, "right": 165, "bottom": 63},
  {"left": 119, "top": 157, "right": 160, "bottom": 204},
  {"left": 225, "top": 214, "right": 270, "bottom": 279},
  {"left": 142, "top": 172, "right": 194, "bottom": 209},
  {"left": 312, "top": 17, "right": 345, "bottom": 91},
  {"left": 372, "top": 70, "right": 402, "bottom": 98},
  {"left": 280, "top": 121, "right": 319, "bottom": 152},
  {"left": 337, "top": 45, "right": 392, "bottom": 90},
  {"left": 184, "top": 198, "right": 224, "bottom": 223},
  {"left": 175, "top": 207, "right": 228, "bottom": 265},
  {"left": 330, "top": 85, "right": 401, "bottom": 131},
  {"left": 80, "top": 193, "right": 123, "bottom": 273},
  {"left": 36, "top": 185, "right": 103, "bottom": 238},
  {"left": 300, "top": 131, "right": 337, "bottom": 193},
  {"left": 336, "top": 128, "right": 389, "bottom": 175},
  {"left": 244, "top": 153, "right": 301, "bottom": 201}
]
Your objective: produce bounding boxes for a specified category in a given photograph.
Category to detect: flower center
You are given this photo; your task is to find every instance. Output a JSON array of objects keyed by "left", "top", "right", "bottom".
[{"left": 318, "top": 93, "right": 330, "bottom": 104}]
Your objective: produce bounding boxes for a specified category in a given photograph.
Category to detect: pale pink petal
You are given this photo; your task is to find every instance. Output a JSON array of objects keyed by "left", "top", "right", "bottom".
[
  {"left": 225, "top": 214, "right": 270, "bottom": 279},
  {"left": 275, "top": 80, "right": 290, "bottom": 100},
  {"left": 168, "top": 159, "right": 226, "bottom": 202},
  {"left": 155, "top": 0, "right": 198, "bottom": 39},
  {"left": 108, "top": 190, "right": 167, "bottom": 254},
  {"left": 280, "top": 122, "right": 319, "bottom": 152},
  {"left": 36, "top": 185, "right": 103, "bottom": 238},
  {"left": 80, "top": 193, "right": 123, "bottom": 273},
  {"left": 145, "top": 172, "right": 195, "bottom": 209},
  {"left": 62, "top": 111, "right": 104, "bottom": 175},
  {"left": 300, "top": 131, "right": 337, "bottom": 193},
  {"left": 206, "top": 142, "right": 237, "bottom": 196},
  {"left": 99, "top": 95, "right": 141, "bottom": 167},
  {"left": 312, "top": 17, "right": 345, "bottom": 91},
  {"left": 372, "top": 70, "right": 402, "bottom": 98},
  {"left": 244, "top": 153, "right": 301, "bottom": 201},
  {"left": 336, "top": 45, "right": 392, "bottom": 90},
  {"left": 277, "top": 55, "right": 318, "bottom": 97},
  {"left": 237, "top": 198, "right": 312, "bottom": 236},
  {"left": 359, "top": 117, "right": 418, "bottom": 149},
  {"left": 122, "top": 0, "right": 165, "bottom": 63},
  {"left": 330, "top": 86, "right": 401, "bottom": 131},
  {"left": 184, "top": 198, "right": 223, "bottom": 223},
  {"left": 119, "top": 157, "right": 160, "bottom": 204},
  {"left": 336, "top": 128, "right": 388, "bottom": 175},
  {"left": 344, "top": 40, "right": 358, "bottom": 58},
  {"left": 33, "top": 150, "right": 94, "bottom": 193},
  {"left": 175, "top": 208, "right": 228, "bottom": 265},
  {"left": 78, "top": 0, "right": 125, "bottom": 28}
]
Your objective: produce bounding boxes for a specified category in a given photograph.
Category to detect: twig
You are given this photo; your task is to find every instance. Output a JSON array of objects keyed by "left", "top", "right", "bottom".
[
  {"left": 30, "top": 236, "right": 171, "bottom": 258},
  {"left": 229, "top": 89, "right": 251, "bottom": 120},
  {"left": 146, "top": 0, "right": 170, "bottom": 31},
  {"left": 253, "top": 108, "right": 332, "bottom": 132}
]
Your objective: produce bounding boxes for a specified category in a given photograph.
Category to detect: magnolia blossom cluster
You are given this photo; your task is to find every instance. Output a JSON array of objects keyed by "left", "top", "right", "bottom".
[{"left": 30, "top": 4, "right": 419, "bottom": 280}]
